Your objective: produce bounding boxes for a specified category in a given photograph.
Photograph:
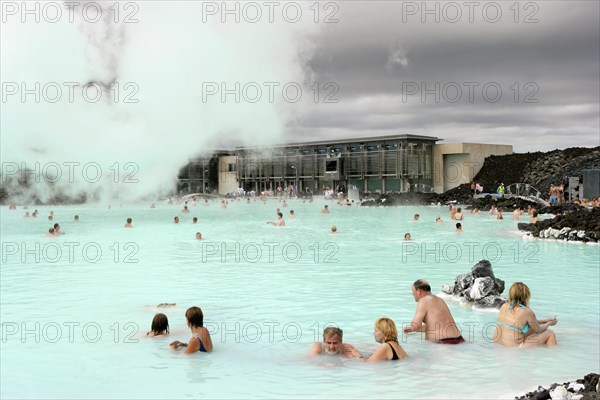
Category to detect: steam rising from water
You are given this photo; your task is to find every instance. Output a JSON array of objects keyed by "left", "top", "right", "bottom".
[{"left": 1, "top": 2, "right": 321, "bottom": 204}]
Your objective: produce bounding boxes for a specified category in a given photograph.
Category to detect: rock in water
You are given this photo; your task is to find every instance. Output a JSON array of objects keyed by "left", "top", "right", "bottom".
[
  {"left": 441, "top": 284, "right": 454, "bottom": 294},
  {"left": 474, "top": 295, "right": 505, "bottom": 310},
  {"left": 494, "top": 278, "right": 505, "bottom": 294},
  {"left": 549, "top": 385, "right": 568, "bottom": 400},
  {"left": 454, "top": 273, "right": 473, "bottom": 293},
  {"left": 469, "top": 277, "right": 495, "bottom": 300},
  {"left": 472, "top": 260, "right": 496, "bottom": 279}
]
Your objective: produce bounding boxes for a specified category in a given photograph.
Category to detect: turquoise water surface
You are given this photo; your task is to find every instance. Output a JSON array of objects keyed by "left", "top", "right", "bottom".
[{"left": 1, "top": 200, "right": 598, "bottom": 399}]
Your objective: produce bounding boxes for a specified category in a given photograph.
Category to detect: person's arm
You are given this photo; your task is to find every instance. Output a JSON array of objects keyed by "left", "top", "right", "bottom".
[
  {"left": 525, "top": 310, "right": 557, "bottom": 337},
  {"left": 184, "top": 336, "right": 201, "bottom": 354},
  {"left": 169, "top": 340, "right": 186, "bottom": 349},
  {"left": 355, "top": 344, "right": 390, "bottom": 363},
  {"left": 403, "top": 301, "right": 427, "bottom": 333},
  {"left": 308, "top": 343, "right": 323, "bottom": 356}
]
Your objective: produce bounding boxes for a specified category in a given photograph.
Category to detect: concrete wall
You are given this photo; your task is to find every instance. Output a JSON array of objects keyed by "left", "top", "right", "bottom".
[
  {"left": 433, "top": 143, "right": 513, "bottom": 193},
  {"left": 218, "top": 156, "right": 239, "bottom": 194}
]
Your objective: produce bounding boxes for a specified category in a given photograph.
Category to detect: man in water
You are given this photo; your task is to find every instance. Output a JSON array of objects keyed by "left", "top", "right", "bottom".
[
  {"left": 195, "top": 232, "right": 203, "bottom": 240},
  {"left": 124, "top": 218, "right": 133, "bottom": 228},
  {"left": 331, "top": 225, "right": 338, "bottom": 234},
  {"left": 192, "top": 217, "right": 198, "bottom": 224},
  {"left": 404, "top": 233, "right": 411, "bottom": 240},
  {"left": 173, "top": 216, "right": 180, "bottom": 224},
  {"left": 267, "top": 212, "right": 285, "bottom": 226},
  {"left": 455, "top": 223, "right": 463, "bottom": 232},
  {"left": 321, "top": 205, "right": 330, "bottom": 214},
  {"left": 308, "top": 327, "right": 355, "bottom": 357},
  {"left": 403, "top": 279, "right": 465, "bottom": 344}
]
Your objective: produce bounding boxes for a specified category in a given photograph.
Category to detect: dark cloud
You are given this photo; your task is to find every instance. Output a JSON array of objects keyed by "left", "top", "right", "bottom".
[{"left": 292, "top": 1, "right": 600, "bottom": 152}]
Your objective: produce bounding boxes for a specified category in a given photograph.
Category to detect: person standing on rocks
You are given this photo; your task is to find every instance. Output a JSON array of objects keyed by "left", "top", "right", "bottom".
[
  {"left": 403, "top": 279, "right": 465, "bottom": 344},
  {"left": 493, "top": 282, "right": 557, "bottom": 347}
]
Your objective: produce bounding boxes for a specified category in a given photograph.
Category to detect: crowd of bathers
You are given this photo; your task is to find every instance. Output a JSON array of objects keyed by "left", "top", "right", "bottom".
[{"left": 148, "top": 280, "right": 557, "bottom": 360}]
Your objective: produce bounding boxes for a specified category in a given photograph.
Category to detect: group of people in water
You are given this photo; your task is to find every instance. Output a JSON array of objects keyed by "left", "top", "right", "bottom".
[{"left": 148, "top": 279, "right": 557, "bottom": 360}]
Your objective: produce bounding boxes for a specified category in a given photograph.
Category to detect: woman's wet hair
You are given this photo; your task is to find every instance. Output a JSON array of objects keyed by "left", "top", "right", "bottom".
[
  {"left": 413, "top": 279, "right": 431, "bottom": 292},
  {"left": 508, "top": 282, "right": 531, "bottom": 307},
  {"left": 151, "top": 313, "right": 169, "bottom": 335},
  {"left": 185, "top": 306, "right": 204, "bottom": 328},
  {"left": 375, "top": 317, "right": 398, "bottom": 342}
]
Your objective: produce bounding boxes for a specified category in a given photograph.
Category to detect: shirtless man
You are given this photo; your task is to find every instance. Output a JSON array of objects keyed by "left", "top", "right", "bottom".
[
  {"left": 124, "top": 218, "right": 133, "bottom": 228},
  {"left": 403, "top": 279, "right": 464, "bottom": 344},
  {"left": 449, "top": 205, "right": 456, "bottom": 220},
  {"left": 267, "top": 212, "right": 286, "bottom": 226},
  {"left": 308, "top": 327, "right": 355, "bottom": 357},
  {"left": 512, "top": 207, "right": 522, "bottom": 220},
  {"left": 321, "top": 205, "right": 330, "bottom": 214}
]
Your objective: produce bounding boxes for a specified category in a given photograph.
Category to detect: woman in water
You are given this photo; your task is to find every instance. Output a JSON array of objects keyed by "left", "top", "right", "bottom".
[
  {"left": 493, "top": 282, "right": 557, "bottom": 347},
  {"left": 169, "top": 307, "right": 213, "bottom": 353},
  {"left": 350, "top": 317, "right": 407, "bottom": 362},
  {"left": 147, "top": 313, "right": 169, "bottom": 336}
]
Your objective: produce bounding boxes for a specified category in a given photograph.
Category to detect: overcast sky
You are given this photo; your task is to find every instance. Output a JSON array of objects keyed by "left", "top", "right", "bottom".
[{"left": 1, "top": 1, "right": 598, "bottom": 197}]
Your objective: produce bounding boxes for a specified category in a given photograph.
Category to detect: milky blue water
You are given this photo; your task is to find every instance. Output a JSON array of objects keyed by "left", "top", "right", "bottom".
[{"left": 1, "top": 200, "right": 598, "bottom": 399}]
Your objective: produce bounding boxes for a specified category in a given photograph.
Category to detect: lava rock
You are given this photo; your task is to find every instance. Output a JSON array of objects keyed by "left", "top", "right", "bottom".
[{"left": 472, "top": 260, "right": 496, "bottom": 279}]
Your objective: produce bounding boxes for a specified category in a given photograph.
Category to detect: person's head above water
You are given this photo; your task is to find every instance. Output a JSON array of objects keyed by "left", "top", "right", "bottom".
[
  {"left": 185, "top": 306, "right": 204, "bottom": 328},
  {"left": 508, "top": 282, "right": 531, "bottom": 307},
  {"left": 322, "top": 327, "right": 343, "bottom": 354},
  {"left": 150, "top": 313, "right": 169, "bottom": 335},
  {"left": 374, "top": 317, "right": 398, "bottom": 343},
  {"left": 411, "top": 279, "right": 431, "bottom": 301},
  {"left": 195, "top": 232, "right": 203, "bottom": 240}
]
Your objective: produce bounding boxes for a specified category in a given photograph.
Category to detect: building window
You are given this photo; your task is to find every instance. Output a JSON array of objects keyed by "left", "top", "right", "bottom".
[{"left": 228, "top": 163, "right": 236, "bottom": 172}]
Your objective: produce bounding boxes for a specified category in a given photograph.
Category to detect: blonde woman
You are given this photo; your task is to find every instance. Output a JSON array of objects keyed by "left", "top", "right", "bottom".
[
  {"left": 351, "top": 317, "right": 407, "bottom": 362},
  {"left": 493, "top": 282, "right": 557, "bottom": 347}
]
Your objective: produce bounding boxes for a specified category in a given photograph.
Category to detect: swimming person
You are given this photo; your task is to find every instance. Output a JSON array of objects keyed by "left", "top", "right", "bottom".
[
  {"left": 147, "top": 313, "right": 169, "bottom": 336},
  {"left": 331, "top": 225, "right": 338, "bottom": 234},
  {"left": 404, "top": 233, "right": 411, "bottom": 240},
  {"left": 321, "top": 205, "right": 330, "bottom": 214},
  {"left": 192, "top": 217, "right": 198, "bottom": 224},
  {"left": 455, "top": 223, "right": 463, "bottom": 232},
  {"left": 53, "top": 223, "right": 64, "bottom": 235},
  {"left": 173, "top": 216, "right": 180, "bottom": 224},
  {"left": 403, "top": 279, "right": 465, "bottom": 344},
  {"left": 195, "top": 232, "right": 203, "bottom": 240},
  {"left": 124, "top": 218, "right": 133, "bottom": 228},
  {"left": 493, "top": 282, "right": 557, "bottom": 347},
  {"left": 267, "top": 212, "right": 286, "bottom": 226},
  {"left": 350, "top": 318, "right": 407, "bottom": 362},
  {"left": 308, "top": 327, "right": 355, "bottom": 357},
  {"left": 169, "top": 306, "right": 213, "bottom": 353}
]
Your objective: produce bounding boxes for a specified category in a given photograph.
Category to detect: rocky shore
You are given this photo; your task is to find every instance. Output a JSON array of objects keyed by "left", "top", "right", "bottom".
[
  {"left": 361, "top": 146, "right": 599, "bottom": 209},
  {"left": 517, "top": 209, "right": 600, "bottom": 243},
  {"left": 516, "top": 373, "right": 599, "bottom": 400}
]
